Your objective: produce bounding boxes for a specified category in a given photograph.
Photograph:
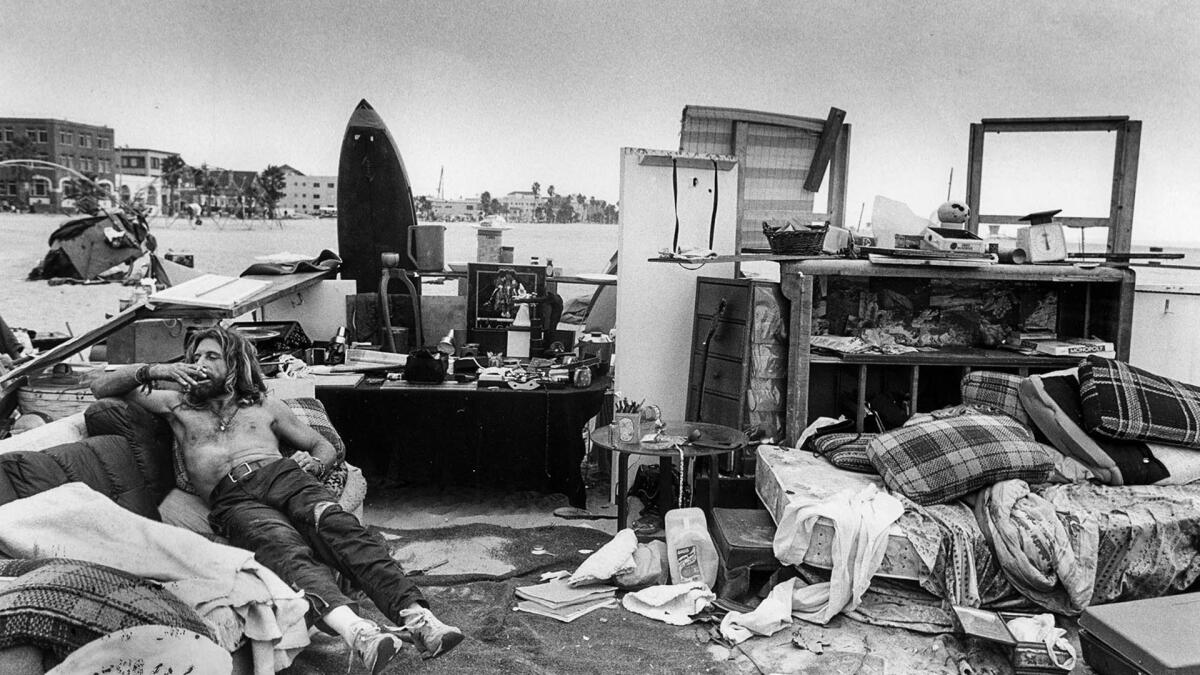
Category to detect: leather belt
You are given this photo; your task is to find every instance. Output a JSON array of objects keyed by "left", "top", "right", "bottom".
[{"left": 213, "top": 458, "right": 276, "bottom": 496}]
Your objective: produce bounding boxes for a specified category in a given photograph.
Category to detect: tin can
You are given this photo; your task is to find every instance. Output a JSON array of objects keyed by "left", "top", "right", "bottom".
[{"left": 615, "top": 412, "right": 639, "bottom": 443}]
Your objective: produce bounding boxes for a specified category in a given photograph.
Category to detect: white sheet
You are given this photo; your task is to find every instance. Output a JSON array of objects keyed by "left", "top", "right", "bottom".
[{"left": 0, "top": 482, "right": 309, "bottom": 674}]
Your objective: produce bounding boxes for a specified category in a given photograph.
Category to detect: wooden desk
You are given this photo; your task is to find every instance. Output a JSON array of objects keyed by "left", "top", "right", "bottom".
[
  {"left": 589, "top": 421, "right": 748, "bottom": 532},
  {"left": 316, "top": 376, "right": 609, "bottom": 507}
]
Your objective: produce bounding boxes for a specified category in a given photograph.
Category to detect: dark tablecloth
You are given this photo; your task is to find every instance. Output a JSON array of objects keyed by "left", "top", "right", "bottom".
[{"left": 317, "top": 377, "right": 608, "bottom": 507}]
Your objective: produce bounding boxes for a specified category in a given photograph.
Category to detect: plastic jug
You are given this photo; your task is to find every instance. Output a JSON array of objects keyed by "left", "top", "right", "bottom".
[{"left": 665, "top": 507, "right": 718, "bottom": 589}]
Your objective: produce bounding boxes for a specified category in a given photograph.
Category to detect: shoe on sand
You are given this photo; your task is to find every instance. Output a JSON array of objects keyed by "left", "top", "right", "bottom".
[
  {"left": 399, "top": 606, "right": 464, "bottom": 658},
  {"left": 349, "top": 620, "right": 403, "bottom": 674}
]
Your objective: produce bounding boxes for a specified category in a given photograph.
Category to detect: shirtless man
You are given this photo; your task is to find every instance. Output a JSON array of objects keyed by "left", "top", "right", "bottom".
[{"left": 92, "top": 325, "right": 462, "bottom": 673}]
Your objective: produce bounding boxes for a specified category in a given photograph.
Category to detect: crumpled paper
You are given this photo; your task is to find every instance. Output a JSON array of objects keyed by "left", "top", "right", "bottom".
[
  {"left": 621, "top": 581, "right": 714, "bottom": 625},
  {"left": 568, "top": 528, "right": 637, "bottom": 587}
]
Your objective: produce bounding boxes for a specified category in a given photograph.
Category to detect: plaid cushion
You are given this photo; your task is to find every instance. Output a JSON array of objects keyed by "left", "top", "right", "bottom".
[
  {"left": 809, "top": 433, "right": 878, "bottom": 474},
  {"left": 960, "top": 371, "right": 1030, "bottom": 428},
  {"left": 1079, "top": 356, "right": 1200, "bottom": 448},
  {"left": 866, "top": 415, "right": 1054, "bottom": 505}
]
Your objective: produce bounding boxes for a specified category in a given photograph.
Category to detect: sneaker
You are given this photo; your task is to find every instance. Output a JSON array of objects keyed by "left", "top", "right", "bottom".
[
  {"left": 349, "top": 620, "right": 403, "bottom": 674},
  {"left": 399, "top": 606, "right": 464, "bottom": 658}
]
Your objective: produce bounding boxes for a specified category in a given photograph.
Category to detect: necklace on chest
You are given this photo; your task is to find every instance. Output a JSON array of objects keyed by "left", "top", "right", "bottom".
[{"left": 214, "top": 403, "right": 241, "bottom": 432}]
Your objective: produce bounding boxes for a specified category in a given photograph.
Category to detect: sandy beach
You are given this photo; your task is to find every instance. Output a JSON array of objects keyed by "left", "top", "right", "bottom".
[{"left": 0, "top": 213, "right": 617, "bottom": 338}]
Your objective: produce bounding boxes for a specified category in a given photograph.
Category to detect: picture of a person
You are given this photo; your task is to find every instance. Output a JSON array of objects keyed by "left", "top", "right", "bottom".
[{"left": 486, "top": 269, "right": 528, "bottom": 319}]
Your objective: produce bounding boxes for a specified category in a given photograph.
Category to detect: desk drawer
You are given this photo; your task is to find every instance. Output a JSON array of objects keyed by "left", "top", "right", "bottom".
[
  {"left": 692, "top": 318, "right": 746, "bottom": 361},
  {"left": 692, "top": 353, "right": 745, "bottom": 399},
  {"left": 695, "top": 279, "right": 750, "bottom": 324}
]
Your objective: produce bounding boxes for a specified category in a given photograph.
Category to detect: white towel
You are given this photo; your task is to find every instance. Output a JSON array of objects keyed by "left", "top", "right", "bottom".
[{"left": 620, "top": 581, "right": 714, "bottom": 625}]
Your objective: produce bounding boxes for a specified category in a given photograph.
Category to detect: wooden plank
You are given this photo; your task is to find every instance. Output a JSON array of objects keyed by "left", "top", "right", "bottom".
[
  {"left": 828, "top": 124, "right": 851, "bottom": 231},
  {"left": 636, "top": 153, "right": 737, "bottom": 172},
  {"left": 734, "top": 122, "right": 750, "bottom": 270},
  {"left": 979, "top": 116, "right": 1128, "bottom": 133},
  {"left": 803, "top": 107, "right": 847, "bottom": 192},
  {"left": 780, "top": 272, "right": 811, "bottom": 444},
  {"left": 1109, "top": 120, "right": 1140, "bottom": 254},
  {"left": 779, "top": 259, "right": 1129, "bottom": 282},
  {"left": 966, "top": 123, "right": 985, "bottom": 235},
  {"left": 0, "top": 303, "right": 143, "bottom": 390},
  {"left": 855, "top": 365, "right": 868, "bottom": 432},
  {"left": 146, "top": 270, "right": 334, "bottom": 320},
  {"left": 648, "top": 253, "right": 827, "bottom": 264},
  {"left": 682, "top": 105, "right": 827, "bottom": 133},
  {"left": 978, "top": 215, "right": 1109, "bottom": 229},
  {"left": 813, "top": 350, "right": 1097, "bottom": 368}
]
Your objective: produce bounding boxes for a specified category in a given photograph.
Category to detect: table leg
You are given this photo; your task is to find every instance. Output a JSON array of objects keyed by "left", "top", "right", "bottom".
[
  {"left": 616, "top": 453, "right": 629, "bottom": 531},
  {"left": 658, "top": 456, "right": 675, "bottom": 517},
  {"left": 708, "top": 455, "right": 719, "bottom": 513}
]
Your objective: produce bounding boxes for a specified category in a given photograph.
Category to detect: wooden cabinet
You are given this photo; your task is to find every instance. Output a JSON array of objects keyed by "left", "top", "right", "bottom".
[
  {"left": 687, "top": 277, "right": 789, "bottom": 464},
  {"left": 778, "top": 260, "right": 1136, "bottom": 442}
]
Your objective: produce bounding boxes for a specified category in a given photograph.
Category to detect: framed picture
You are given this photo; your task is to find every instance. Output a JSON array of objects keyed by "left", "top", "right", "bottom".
[{"left": 466, "top": 263, "right": 547, "bottom": 351}]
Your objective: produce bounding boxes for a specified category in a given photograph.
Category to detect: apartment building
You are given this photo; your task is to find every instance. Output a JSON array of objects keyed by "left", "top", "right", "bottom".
[
  {"left": 279, "top": 172, "right": 337, "bottom": 216},
  {"left": 0, "top": 117, "right": 115, "bottom": 209},
  {"left": 115, "top": 146, "right": 178, "bottom": 213}
]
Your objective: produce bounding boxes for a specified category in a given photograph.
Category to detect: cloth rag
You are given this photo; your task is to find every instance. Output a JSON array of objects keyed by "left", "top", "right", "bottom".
[
  {"left": 0, "top": 482, "right": 309, "bottom": 674},
  {"left": 621, "top": 581, "right": 715, "bottom": 625},
  {"left": 773, "top": 483, "right": 904, "bottom": 624},
  {"left": 569, "top": 528, "right": 638, "bottom": 587}
]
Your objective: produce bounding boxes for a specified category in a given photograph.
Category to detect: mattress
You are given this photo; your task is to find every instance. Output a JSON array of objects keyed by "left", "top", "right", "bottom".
[
  {"left": 756, "top": 444, "right": 1200, "bottom": 610},
  {"left": 755, "top": 444, "right": 925, "bottom": 580}
]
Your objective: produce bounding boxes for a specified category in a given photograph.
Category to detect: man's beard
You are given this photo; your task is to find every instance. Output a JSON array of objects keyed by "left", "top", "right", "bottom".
[{"left": 188, "top": 379, "right": 226, "bottom": 402}]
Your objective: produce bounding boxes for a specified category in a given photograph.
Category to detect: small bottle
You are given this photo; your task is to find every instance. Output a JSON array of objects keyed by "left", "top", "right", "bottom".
[{"left": 327, "top": 326, "right": 347, "bottom": 366}]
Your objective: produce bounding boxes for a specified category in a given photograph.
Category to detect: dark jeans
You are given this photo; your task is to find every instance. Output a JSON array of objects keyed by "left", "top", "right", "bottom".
[{"left": 208, "top": 458, "right": 425, "bottom": 624}]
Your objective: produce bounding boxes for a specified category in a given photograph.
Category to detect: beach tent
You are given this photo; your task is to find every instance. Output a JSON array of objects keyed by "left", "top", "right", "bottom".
[{"left": 28, "top": 211, "right": 153, "bottom": 281}]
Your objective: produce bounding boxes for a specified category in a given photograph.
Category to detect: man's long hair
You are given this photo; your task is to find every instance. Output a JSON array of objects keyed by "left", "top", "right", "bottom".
[{"left": 183, "top": 325, "right": 267, "bottom": 407}]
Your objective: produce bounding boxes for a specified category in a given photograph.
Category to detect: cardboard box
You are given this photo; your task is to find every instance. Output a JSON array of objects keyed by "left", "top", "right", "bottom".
[
  {"left": 922, "top": 226, "right": 988, "bottom": 253},
  {"left": 953, "top": 606, "right": 1072, "bottom": 674},
  {"left": 1025, "top": 338, "right": 1115, "bottom": 357}
]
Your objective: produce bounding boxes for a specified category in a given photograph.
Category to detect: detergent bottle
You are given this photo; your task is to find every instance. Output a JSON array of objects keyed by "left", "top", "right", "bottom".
[{"left": 665, "top": 507, "right": 718, "bottom": 589}]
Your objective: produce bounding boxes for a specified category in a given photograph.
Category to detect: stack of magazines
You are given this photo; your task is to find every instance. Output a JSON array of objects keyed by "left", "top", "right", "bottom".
[{"left": 514, "top": 578, "right": 617, "bottom": 623}]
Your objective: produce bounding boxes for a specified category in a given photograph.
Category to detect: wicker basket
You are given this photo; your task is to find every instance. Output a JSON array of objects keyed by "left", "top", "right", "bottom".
[
  {"left": 17, "top": 362, "right": 102, "bottom": 420},
  {"left": 762, "top": 221, "right": 827, "bottom": 255}
]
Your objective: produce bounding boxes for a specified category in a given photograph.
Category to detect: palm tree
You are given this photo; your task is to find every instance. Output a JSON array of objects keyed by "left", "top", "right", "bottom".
[
  {"left": 479, "top": 190, "right": 492, "bottom": 215},
  {"left": 530, "top": 182, "right": 540, "bottom": 199},
  {"left": 160, "top": 155, "right": 187, "bottom": 215},
  {"left": 258, "top": 165, "right": 287, "bottom": 219}
]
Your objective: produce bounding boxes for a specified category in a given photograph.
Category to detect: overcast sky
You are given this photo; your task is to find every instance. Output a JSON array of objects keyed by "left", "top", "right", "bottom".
[{"left": 3, "top": 1, "right": 1197, "bottom": 243}]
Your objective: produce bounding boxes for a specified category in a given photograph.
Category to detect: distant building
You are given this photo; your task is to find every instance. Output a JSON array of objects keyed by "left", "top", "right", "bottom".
[
  {"left": 0, "top": 117, "right": 116, "bottom": 209},
  {"left": 114, "top": 146, "right": 177, "bottom": 213},
  {"left": 428, "top": 197, "right": 481, "bottom": 221},
  {"left": 500, "top": 191, "right": 543, "bottom": 222},
  {"left": 279, "top": 172, "right": 337, "bottom": 216}
]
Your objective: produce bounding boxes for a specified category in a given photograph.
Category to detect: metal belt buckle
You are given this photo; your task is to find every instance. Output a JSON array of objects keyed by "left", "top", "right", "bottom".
[{"left": 227, "top": 462, "right": 255, "bottom": 483}]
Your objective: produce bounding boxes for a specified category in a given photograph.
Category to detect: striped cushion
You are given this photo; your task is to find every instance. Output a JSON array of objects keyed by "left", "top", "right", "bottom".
[
  {"left": 809, "top": 433, "right": 878, "bottom": 474},
  {"left": 960, "top": 371, "right": 1031, "bottom": 428},
  {"left": 866, "top": 415, "right": 1054, "bottom": 505},
  {"left": 1080, "top": 356, "right": 1200, "bottom": 448}
]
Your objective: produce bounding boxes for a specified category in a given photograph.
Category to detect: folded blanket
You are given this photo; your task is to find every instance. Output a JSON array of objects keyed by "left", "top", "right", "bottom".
[
  {"left": 0, "top": 482, "right": 309, "bottom": 674},
  {"left": 975, "top": 479, "right": 1099, "bottom": 614}
]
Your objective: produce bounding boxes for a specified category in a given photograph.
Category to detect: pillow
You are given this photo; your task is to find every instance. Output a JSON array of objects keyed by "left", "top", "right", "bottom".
[
  {"left": 1020, "top": 368, "right": 1200, "bottom": 486},
  {"left": 959, "top": 371, "right": 1031, "bottom": 428},
  {"left": 1079, "top": 356, "right": 1200, "bottom": 448},
  {"left": 808, "top": 433, "right": 878, "bottom": 474},
  {"left": 866, "top": 415, "right": 1054, "bottom": 505}
]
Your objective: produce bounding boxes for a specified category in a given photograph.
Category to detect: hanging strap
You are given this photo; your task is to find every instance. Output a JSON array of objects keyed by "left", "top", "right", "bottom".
[
  {"left": 671, "top": 158, "right": 680, "bottom": 253},
  {"left": 708, "top": 159, "right": 719, "bottom": 250}
]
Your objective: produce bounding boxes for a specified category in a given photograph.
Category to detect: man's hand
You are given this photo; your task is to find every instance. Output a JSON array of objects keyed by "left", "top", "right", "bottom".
[
  {"left": 151, "top": 362, "right": 210, "bottom": 389},
  {"left": 290, "top": 450, "right": 326, "bottom": 477}
]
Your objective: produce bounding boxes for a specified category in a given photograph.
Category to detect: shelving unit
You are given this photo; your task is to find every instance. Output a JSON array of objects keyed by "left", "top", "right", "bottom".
[{"left": 778, "top": 259, "right": 1135, "bottom": 441}]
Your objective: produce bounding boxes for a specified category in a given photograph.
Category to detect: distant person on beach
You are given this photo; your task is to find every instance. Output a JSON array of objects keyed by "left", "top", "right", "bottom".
[
  {"left": 186, "top": 202, "right": 202, "bottom": 225},
  {"left": 92, "top": 326, "right": 464, "bottom": 671}
]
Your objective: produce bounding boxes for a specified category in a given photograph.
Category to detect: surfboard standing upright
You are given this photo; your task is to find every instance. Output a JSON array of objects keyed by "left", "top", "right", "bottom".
[{"left": 337, "top": 99, "right": 419, "bottom": 292}]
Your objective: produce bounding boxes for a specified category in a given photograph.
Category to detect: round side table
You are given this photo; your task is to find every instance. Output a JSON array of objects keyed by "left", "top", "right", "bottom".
[{"left": 589, "top": 420, "right": 748, "bottom": 532}]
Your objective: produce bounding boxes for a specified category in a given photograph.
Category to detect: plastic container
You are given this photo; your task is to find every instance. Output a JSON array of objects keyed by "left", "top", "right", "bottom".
[{"left": 665, "top": 507, "right": 719, "bottom": 589}]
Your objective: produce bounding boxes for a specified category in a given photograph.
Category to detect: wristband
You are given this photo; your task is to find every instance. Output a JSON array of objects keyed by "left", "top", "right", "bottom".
[{"left": 135, "top": 364, "right": 151, "bottom": 385}]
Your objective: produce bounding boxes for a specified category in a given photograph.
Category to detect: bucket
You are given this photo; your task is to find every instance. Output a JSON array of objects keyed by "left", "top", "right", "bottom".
[{"left": 409, "top": 224, "right": 446, "bottom": 272}]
